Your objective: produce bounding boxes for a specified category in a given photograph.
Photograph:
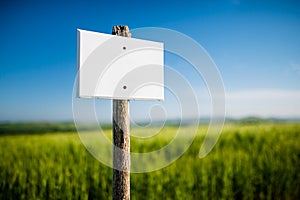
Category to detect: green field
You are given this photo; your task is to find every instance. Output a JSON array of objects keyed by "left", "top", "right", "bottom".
[{"left": 0, "top": 123, "right": 299, "bottom": 199}]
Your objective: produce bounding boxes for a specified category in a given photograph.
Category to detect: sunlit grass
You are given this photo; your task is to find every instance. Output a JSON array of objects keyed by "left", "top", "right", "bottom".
[{"left": 0, "top": 123, "right": 299, "bottom": 199}]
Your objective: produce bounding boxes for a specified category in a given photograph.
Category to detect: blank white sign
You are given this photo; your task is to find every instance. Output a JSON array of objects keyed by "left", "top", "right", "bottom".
[{"left": 77, "top": 29, "right": 164, "bottom": 100}]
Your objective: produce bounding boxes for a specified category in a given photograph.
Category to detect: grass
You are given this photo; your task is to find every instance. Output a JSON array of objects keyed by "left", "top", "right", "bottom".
[{"left": 0, "top": 123, "right": 299, "bottom": 199}]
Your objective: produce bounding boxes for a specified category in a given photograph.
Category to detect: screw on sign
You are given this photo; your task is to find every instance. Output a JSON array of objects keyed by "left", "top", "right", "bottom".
[{"left": 77, "top": 25, "right": 164, "bottom": 199}]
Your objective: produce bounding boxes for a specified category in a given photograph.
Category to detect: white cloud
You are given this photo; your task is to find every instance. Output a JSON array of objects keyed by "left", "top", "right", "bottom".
[{"left": 226, "top": 89, "right": 300, "bottom": 118}]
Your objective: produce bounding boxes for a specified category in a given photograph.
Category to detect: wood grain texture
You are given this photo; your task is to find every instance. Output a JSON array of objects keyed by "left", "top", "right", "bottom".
[{"left": 112, "top": 25, "right": 131, "bottom": 200}]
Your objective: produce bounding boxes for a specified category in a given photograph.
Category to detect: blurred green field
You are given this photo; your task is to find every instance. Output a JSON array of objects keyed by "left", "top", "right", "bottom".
[{"left": 0, "top": 123, "right": 299, "bottom": 199}]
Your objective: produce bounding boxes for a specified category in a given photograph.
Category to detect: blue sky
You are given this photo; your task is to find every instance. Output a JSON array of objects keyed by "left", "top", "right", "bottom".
[{"left": 0, "top": 0, "right": 300, "bottom": 121}]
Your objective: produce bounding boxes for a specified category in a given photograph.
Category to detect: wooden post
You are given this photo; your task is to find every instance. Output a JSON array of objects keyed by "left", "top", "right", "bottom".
[{"left": 112, "top": 25, "right": 131, "bottom": 200}]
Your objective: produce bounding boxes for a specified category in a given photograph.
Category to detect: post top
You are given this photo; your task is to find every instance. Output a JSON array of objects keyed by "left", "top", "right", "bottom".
[{"left": 112, "top": 25, "right": 131, "bottom": 37}]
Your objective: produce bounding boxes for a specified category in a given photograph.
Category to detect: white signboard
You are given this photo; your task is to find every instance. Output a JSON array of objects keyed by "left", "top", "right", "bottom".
[{"left": 77, "top": 29, "right": 164, "bottom": 100}]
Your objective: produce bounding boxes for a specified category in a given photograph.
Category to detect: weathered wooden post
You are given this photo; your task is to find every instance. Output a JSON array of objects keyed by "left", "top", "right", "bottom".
[
  {"left": 112, "top": 25, "right": 131, "bottom": 200},
  {"left": 77, "top": 25, "right": 163, "bottom": 200}
]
